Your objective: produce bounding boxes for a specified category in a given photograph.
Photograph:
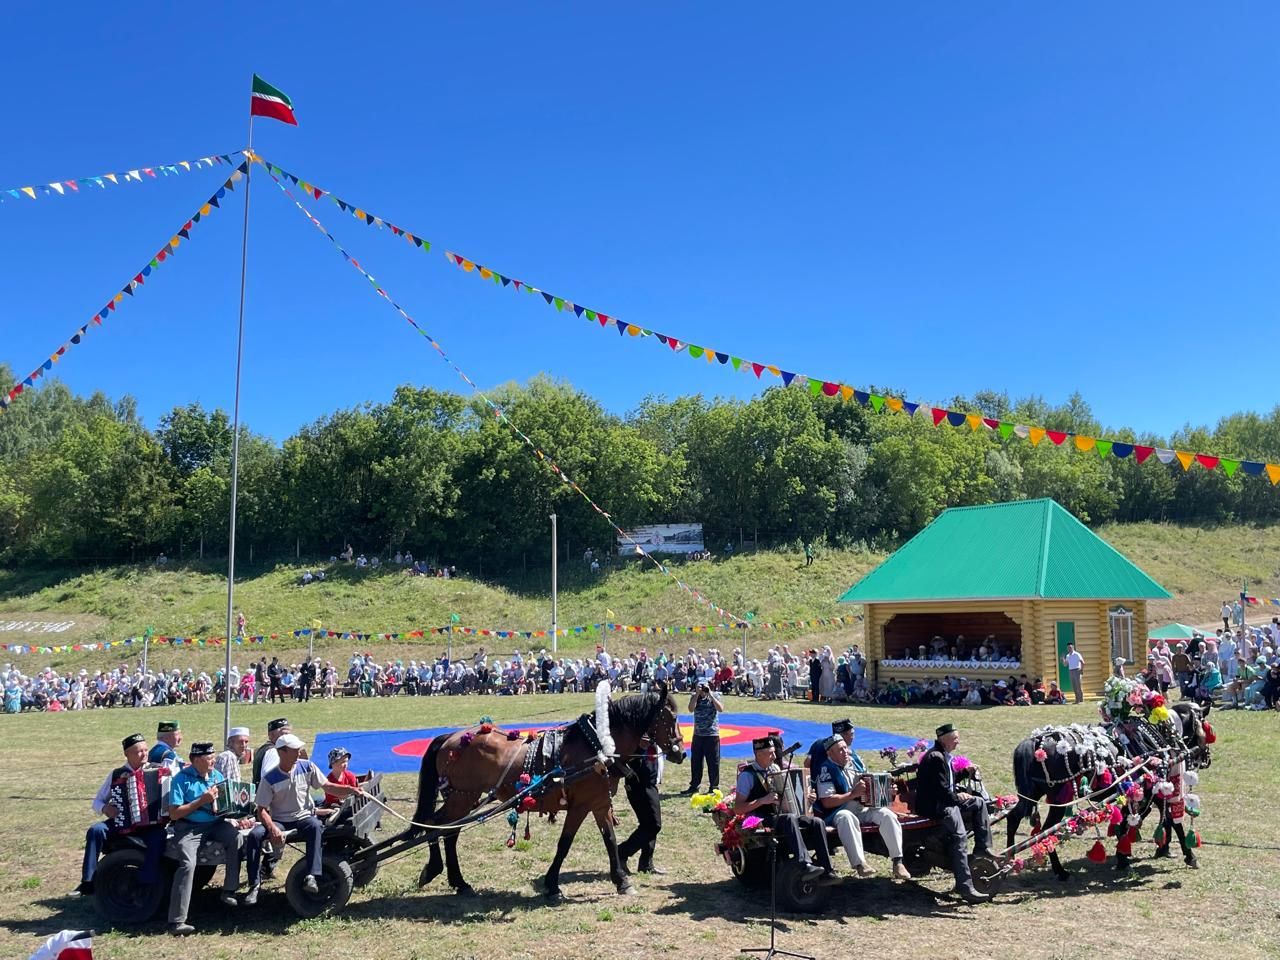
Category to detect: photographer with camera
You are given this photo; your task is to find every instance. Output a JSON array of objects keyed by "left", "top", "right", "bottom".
[{"left": 682, "top": 680, "right": 723, "bottom": 794}]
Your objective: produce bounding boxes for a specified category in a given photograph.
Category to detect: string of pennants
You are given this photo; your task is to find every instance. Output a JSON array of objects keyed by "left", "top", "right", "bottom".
[
  {"left": 1243, "top": 596, "right": 1280, "bottom": 608},
  {"left": 256, "top": 155, "right": 1280, "bottom": 486},
  {"left": 1, "top": 635, "right": 265, "bottom": 656},
  {"left": 258, "top": 154, "right": 749, "bottom": 625},
  {"left": 0, "top": 616, "right": 859, "bottom": 655},
  {"left": 0, "top": 162, "right": 250, "bottom": 416},
  {"left": 0, "top": 150, "right": 247, "bottom": 204}
]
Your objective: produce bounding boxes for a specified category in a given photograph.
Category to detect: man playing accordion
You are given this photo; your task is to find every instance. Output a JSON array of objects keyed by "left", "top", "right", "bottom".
[
  {"left": 733, "top": 736, "right": 838, "bottom": 886},
  {"left": 77, "top": 733, "right": 167, "bottom": 896},
  {"left": 814, "top": 732, "right": 912, "bottom": 880}
]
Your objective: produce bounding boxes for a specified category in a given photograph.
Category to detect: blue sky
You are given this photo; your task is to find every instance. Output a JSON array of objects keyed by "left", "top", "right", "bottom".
[{"left": 2, "top": 4, "right": 1277, "bottom": 442}]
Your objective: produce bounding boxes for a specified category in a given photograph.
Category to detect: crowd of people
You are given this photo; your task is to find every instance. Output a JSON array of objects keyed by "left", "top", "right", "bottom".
[{"left": 12, "top": 613, "right": 1280, "bottom": 715}]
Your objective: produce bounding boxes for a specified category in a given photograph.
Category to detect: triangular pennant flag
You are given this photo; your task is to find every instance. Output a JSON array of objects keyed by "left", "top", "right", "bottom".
[
  {"left": 997, "top": 423, "right": 1014, "bottom": 440},
  {"left": 750, "top": 362, "right": 764, "bottom": 378},
  {"left": 808, "top": 379, "right": 822, "bottom": 397},
  {"left": 931, "top": 408, "right": 948, "bottom": 426},
  {"left": 1220, "top": 458, "right": 1240, "bottom": 477},
  {"left": 781, "top": 371, "right": 796, "bottom": 386},
  {"left": 1046, "top": 430, "right": 1068, "bottom": 446},
  {"left": 946, "top": 411, "right": 967, "bottom": 428},
  {"left": 902, "top": 400, "right": 919, "bottom": 416},
  {"left": 870, "top": 394, "right": 885, "bottom": 412},
  {"left": 1240, "top": 460, "right": 1266, "bottom": 476},
  {"left": 886, "top": 397, "right": 903, "bottom": 413},
  {"left": 966, "top": 413, "right": 982, "bottom": 431},
  {"left": 1074, "top": 436, "right": 1096, "bottom": 452},
  {"left": 688, "top": 344, "right": 704, "bottom": 358},
  {"left": 1155, "top": 448, "right": 1176, "bottom": 465},
  {"left": 1194, "top": 454, "right": 1219, "bottom": 471},
  {"left": 1135, "top": 445, "right": 1155, "bottom": 463},
  {"left": 1094, "top": 439, "right": 1113, "bottom": 459},
  {"left": 1111, "top": 442, "right": 1134, "bottom": 459},
  {"left": 1267, "top": 464, "right": 1280, "bottom": 486},
  {"left": 1029, "top": 427, "right": 1046, "bottom": 446}
]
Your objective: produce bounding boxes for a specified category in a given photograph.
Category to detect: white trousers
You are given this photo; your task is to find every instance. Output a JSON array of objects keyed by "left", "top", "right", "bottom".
[{"left": 830, "top": 804, "right": 904, "bottom": 869}]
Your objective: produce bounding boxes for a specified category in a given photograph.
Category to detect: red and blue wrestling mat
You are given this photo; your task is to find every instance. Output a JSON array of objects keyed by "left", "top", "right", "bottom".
[{"left": 313, "top": 712, "right": 919, "bottom": 774}]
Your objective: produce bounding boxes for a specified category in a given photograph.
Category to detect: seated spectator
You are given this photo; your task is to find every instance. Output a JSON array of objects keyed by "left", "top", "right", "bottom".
[
  {"left": 322, "top": 747, "right": 359, "bottom": 811},
  {"left": 1045, "top": 681, "right": 1066, "bottom": 705}
]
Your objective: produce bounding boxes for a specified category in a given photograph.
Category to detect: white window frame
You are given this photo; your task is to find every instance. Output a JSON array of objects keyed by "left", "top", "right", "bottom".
[{"left": 1109, "top": 607, "right": 1135, "bottom": 663}]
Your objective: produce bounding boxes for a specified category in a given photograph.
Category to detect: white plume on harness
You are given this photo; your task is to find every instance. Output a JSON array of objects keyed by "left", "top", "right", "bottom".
[{"left": 594, "top": 679, "right": 616, "bottom": 762}]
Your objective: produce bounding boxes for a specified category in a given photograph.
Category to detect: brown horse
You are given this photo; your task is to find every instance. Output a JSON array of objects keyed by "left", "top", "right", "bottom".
[{"left": 410, "top": 680, "right": 685, "bottom": 901}]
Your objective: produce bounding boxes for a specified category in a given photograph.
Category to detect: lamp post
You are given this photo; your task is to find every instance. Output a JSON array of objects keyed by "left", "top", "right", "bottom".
[{"left": 550, "top": 513, "right": 558, "bottom": 655}]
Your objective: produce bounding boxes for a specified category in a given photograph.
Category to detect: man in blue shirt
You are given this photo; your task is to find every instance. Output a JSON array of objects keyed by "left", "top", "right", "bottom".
[
  {"left": 148, "top": 719, "right": 184, "bottom": 772},
  {"left": 167, "top": 742, "right": 254, "bottom": 935},
  {"left": 682, "top": 682, "right": 723, "bottom": 794}
]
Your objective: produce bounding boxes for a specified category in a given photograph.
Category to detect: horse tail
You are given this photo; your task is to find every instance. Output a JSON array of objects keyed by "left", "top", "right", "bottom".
[{"left": 411, "top": 735, "right": 446, "bottom": 832}]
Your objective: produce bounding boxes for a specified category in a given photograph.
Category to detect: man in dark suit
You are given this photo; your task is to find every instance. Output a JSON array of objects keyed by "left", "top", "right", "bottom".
[{"left": 914, "top": 722, "right": 994, "bottom": 903}]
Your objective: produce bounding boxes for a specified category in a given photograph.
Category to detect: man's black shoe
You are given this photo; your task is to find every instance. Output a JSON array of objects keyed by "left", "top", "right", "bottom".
[
  {"left": 638, "top": 864, "right": 666, "bottom": 876},
  {"left": 169, "top": 923, "right": 196, "bottom": 937},
  {"left": 800, "top": 863, "right": 825, "bottom": 882},
  {"left": 952, "top": 884, "right": 991, "bottom": 904}
]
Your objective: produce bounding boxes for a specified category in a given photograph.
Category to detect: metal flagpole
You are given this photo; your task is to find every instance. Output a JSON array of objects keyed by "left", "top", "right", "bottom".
[
  {"left": 223, "top": 110, "right": 255, "bottom": 742},
  {"left": 550, "top": 513, "right": 558, "bottom": 654}
]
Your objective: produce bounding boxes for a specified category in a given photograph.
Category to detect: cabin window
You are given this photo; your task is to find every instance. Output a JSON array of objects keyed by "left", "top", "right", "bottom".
[{"left": 1109, "top": 607, "right": 1134, "bottom": 664}]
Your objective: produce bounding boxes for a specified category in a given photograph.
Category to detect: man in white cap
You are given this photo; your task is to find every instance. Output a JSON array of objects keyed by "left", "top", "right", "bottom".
[
  {"left": 216, "top": 727, "right": 252, "bottom": 782},
  {"left": 256, "top": 733, "right": 363, "bottom": 894}
]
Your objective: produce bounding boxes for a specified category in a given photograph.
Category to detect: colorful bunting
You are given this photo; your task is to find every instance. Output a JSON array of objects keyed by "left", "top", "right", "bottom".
[
  {"left": 260, "top": 161, "right": 748, "bottom": 625},
  {"left": 1, "top": 151, "right": 247, "bottom": 206},
  {"left": 247, "top": 154, "right": 1280, "bottom": 487},
  {"left": 0, "top": 164, "right": 248, "bottom": 415},
  {"left": 0, "top": 615, "right": 860, "bottom": 656}
]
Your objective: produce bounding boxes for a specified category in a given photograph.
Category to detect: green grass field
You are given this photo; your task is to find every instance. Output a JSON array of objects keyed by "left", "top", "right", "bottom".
[
  {"left": 0, "top": 694, "right": 1272, "bottom": 960},
  {"left": 3, "top": 520, "right": 1279, "bottom": 678}
]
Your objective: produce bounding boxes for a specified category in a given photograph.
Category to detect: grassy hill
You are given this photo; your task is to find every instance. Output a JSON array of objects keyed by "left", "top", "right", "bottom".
[{"left": 3, "top": 521, "right": 1278, "bottom": 675}]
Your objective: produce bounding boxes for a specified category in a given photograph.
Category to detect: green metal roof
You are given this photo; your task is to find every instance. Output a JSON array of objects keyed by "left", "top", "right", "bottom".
[
  {"left": 1148, "top": 622, "right": 1196, "bottom": 640},
  {"left": 838, "top": 499, "right": 1171, "bottom": 604}
]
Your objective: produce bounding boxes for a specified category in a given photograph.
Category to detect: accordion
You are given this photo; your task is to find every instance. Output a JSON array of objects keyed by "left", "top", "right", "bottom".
[
  {"left": 860, "top": 772, "right": 894, "bottom": 808},
  {"left": 768, "top": 769, "right": 806, "bottom": 817},
  {"left": 107, "top": 765, "right": 166, "bottom": 833},
  {"left": 212, "top": 779, "right": 256, "bottom": 818}
]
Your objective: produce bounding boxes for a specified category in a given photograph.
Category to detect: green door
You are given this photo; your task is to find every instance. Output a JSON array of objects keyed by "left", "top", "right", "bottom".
[{"left": 1055, "top": 622, "right": 1076, "bottom": 690}]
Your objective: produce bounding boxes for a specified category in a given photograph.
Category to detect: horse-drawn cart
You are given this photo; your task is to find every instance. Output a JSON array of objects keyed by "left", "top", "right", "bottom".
[
  {"left": 711, "top": 763, "right": 1005, "bottom": 913},
  {"left": 94, "top": 772, "right": 387, "bottom": 924}
]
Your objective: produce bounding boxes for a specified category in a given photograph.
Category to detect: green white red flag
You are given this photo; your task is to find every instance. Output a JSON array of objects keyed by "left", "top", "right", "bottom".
[{"left": 250, "top": 74, "right": 297, "bottom": 126}]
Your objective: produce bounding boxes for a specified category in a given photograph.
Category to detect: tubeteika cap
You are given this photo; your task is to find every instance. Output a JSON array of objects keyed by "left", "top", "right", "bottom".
[
  {"left": 935, "top": 722, "right": 957, "bottom": 738},
  {"left": 189, "top": 742, "right": 215, "bottom": 758},
  {"left": 823, "top": 734, "right": 843, "bottom": 752},
  {"left": 228, "top": 726, "right": 250, "bottom": 738},
  {"left": 121, "top": 733, "right": 145, "bottom": 751},
  {"left": 157, "top": 719, "right": 180, "bottom": 733},
  {"left": 831, "top": 719, "right": 853, "bottom": 734},
  {"left": 751, "top": 736, "right": 774, "bottom": 751},
  {"left": 267, "top": 717, "right": 290, "bottom": 732}
]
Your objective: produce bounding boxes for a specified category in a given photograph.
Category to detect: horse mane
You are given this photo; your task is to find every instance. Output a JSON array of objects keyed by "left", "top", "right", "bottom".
[{"left": 608, "top": 688, "right": 670, "bottom": 732}]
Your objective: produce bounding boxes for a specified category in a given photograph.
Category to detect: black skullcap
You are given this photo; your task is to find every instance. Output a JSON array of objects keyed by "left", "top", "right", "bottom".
[
  {"left": 189, "top": 741, "right": 215, "bottom": 758},
  {"left": 268, "top": 717, "right": 290, "bottom": 732},
  {"left": 823, "top": 734, "right": 843, "bottom": 752},
  {"left": 751, "top": 736, "right": 774, "bottom": 751},
  {"left": 121, "top": 733, "right": 145, "bottom": 751},
  {"left": 935, "top": 722, "right": 956, "bottom": 738},
  {"left": 831, "top": 718, "right": 854, "bottom": 734}
]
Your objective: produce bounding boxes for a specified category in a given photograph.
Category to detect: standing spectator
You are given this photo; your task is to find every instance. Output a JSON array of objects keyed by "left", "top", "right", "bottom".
[
  {"left": 1221, "top": 601, "right": 1232, "bottom": 632},
  {"left": 254, "top": 657, "right": 268, "bottom": 705},
  {"left": 808, "top": 650, "right": 822, "bottom": 703},
  {"left": 1220, "top": 631, "right": 1238, "bottom": 681},
  {"left": 804, "top": 542, "right": 814, "bottom": 567},
  {"left": 236, "top": 611, "right": 246, "bottom": 639},
  {"left": 683, "top": 681, "right": 723, "bottom": 795},
  {"left": 267, "top": 657, "right": 284, "bottom": 704},
  {"left": 1061, "top": 643, "right": 1085, "bottom": 704},
  {"left": 298, "top": 657, "right": 315, "bottom": 702}
]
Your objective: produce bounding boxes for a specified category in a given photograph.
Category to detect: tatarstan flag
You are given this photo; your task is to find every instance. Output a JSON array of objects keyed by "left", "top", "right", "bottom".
[{"left": 250, "top": 74, "right": 297, "bottom": 126}]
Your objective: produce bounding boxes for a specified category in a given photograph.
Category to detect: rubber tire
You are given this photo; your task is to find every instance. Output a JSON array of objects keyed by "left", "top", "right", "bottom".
[
  {"left": 969, "top": 852, "right": 1004, "bottom": 897},
  {"left": 727, "top": 846, "right": 770, "bottom": 889},
  {"left": 775, "top": 860, "right": 831, "bottom": 915},
  {"left": 284, "top": 855, "right": 354, "bottom": 918},
  {"left": 93, "top": 848, "right": 165, "bottom": 925}
]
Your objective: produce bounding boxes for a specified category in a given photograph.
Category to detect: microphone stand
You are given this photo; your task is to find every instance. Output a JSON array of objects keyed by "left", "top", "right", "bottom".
[{"left": 741, "top": 742, "right": 816, "bottom": 960}]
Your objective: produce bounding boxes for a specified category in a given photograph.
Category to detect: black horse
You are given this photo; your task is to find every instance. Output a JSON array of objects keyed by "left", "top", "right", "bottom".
[
  {"left": 1007, "top": 723, "right": 1127, "bottom": 880},
  {"left": 409, "top": 682, "right": 684, "bottom": 901}
]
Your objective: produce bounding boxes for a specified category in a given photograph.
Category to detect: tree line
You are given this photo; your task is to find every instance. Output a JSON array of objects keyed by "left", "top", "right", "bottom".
[{"left": 2, "top": 362, "right": 1279, "bottom": 568}]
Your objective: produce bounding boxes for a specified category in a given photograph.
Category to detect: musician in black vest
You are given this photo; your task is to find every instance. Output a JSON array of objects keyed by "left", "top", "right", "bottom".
[
  {"left": 77, "top": 733, "right": 166, "bottom": 896},
  {"left": 914, "top": 722, "right": 993, "bottom": 903},
  {"left": 733, "top": 736, "right": 838, "bottom": 884},
  {"left": 616, "top": 738, "right": 664, "bottom": 876}
]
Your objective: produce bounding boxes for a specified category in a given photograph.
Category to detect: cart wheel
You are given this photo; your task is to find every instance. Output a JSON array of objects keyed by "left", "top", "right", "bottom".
[
  {"left": 776, "top": 860, "right": 831, "bottom": 914},
  {"left": 285, "top": 856, "right": 354, "bottom": 918},
  {"left": 969, "top": 853, "right": 1005, "bottom": 897},
  {"left": 727, "top": 846, "right": 771, "bottom": 888},
  {"left": 94, "top": 849, "right": 165, "bottom": 925}
]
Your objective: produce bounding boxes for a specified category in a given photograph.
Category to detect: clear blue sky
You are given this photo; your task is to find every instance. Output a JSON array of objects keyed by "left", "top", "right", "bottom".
[{"left": 2, "top": 4, "right": 1277, "bottom": 442}]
